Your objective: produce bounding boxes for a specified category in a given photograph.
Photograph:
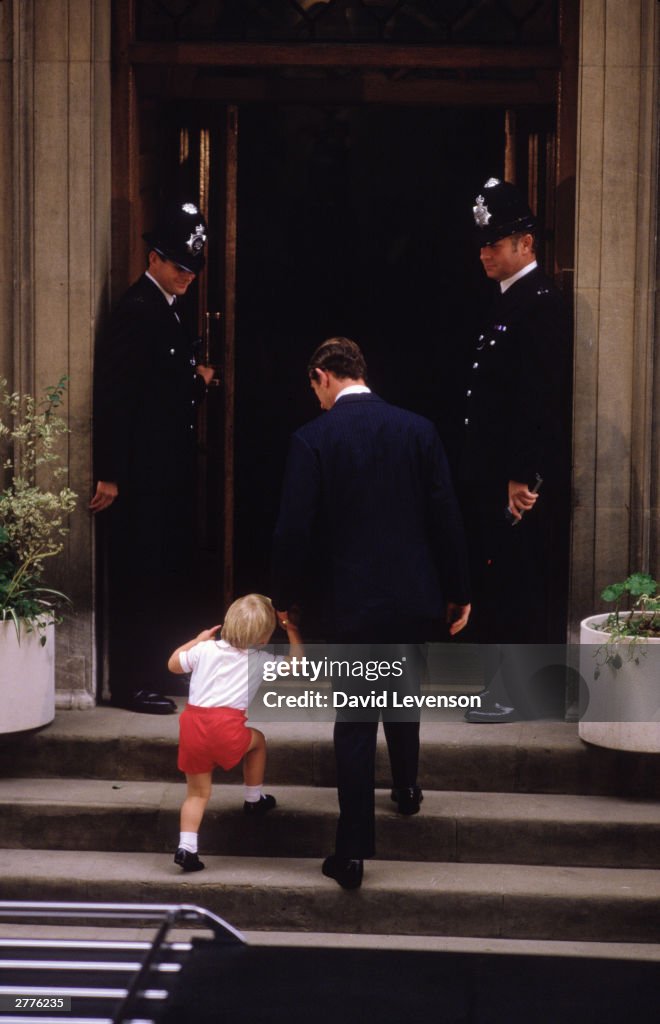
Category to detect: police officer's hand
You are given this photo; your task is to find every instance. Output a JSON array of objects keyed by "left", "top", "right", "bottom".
[
  {"left": 89, "top": 480, "right": 118, "bottom": 513},
  {"left": 507, "top": 480, "right": 538, "bottom": 521},
  {"left": 446, "top": 602, "right": 471, "bottom": 635},
  {"left": 196, "top": 364, "right": 216, "bottom": 387}
]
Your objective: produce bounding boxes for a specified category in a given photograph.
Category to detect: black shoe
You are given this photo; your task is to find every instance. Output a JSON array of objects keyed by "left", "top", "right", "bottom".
[
  {"left": 174, "top": 848, "right": 205, "bottom": 872},
  {"left": 112, "top": 690, "right": 176, "bottom": 715},
  {"left": 243, "top": 793, "right": 277, "bottom": 815},
  {"left": 390, "top": 786, "right": 423, "bottom": 815},
  {"left": 322, "top": 855, "right": 363, "bottom": 890},
  {"left": 464, "top": 701, "right": 520, "bottom": 723}
]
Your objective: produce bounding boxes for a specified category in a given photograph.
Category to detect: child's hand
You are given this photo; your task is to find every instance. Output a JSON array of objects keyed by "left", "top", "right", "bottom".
[
  {"left": 196, "top": 624, "right": 222, "bottom": 642},
  {"left": 276, "top": 608, "right": 300, "bottom": 631}
]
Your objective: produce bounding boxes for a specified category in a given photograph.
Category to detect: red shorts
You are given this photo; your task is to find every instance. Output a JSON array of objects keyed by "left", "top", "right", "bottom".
[{"left": 178, "top": 704, "right": 252, "bottom": 775}]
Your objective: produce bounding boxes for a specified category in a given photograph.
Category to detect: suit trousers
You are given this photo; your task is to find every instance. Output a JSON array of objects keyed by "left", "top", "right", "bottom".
[{"left": 330, "top": 635, "right": 429, "bottom": 860}]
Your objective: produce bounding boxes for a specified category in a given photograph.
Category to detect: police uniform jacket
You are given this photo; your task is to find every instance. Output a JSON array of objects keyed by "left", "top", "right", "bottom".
[
  {"left": 461, "top": 266, "right": 569, "bottom": 492},
  {"left": 93, "top": 274, "right": 199, "bottom": 498}
]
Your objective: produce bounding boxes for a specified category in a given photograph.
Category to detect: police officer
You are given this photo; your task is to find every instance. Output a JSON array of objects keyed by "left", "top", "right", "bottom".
[
  {"left": 459, "top": 179, "right": 570, "bottom": 722},
  {"left": 91, "top": 201, "right": 213, "bottom": 713}
]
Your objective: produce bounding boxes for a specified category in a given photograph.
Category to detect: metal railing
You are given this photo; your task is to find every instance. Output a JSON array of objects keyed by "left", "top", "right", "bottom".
[{"left": 0, "top": 901, "right": 245, "bottom": 1024}]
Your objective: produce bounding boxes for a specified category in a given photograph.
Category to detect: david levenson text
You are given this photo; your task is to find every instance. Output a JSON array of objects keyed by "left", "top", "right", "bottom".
[{"left": 261, "top": 690, "right": 483, "bottom": 709}]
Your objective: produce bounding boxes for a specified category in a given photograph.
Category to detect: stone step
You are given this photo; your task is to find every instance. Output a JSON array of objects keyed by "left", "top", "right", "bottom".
[
  {"left": 2, "top": 849, "right": 660, "bottom": 943},
  {"left": 2, "top": 707, "right": 660, "bottom": 795},
  {"left": 2, "top": 779, "right": 659, "bottom": 869}
]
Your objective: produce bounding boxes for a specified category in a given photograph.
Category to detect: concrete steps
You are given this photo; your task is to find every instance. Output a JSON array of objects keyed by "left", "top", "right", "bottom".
[
  {"left": 2, "top": 850, "right": 660, "bottom": 943},
  {"left": 2, "top": 705, "right": 659, "bottom": 945},
  {"left": 2, "top": 779, "right": 660, "bottom": 869},
  {"left": 2, "top": 709, "right": 659, "bottom": 795}
]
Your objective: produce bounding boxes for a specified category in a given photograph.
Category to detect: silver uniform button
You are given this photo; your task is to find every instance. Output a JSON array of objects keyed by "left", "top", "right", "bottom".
[
  {"left": 170, "top": 348, "right": 176, "bottom": 355},
  {"left": 472, "top": 362, "right": 479, "bottom": 370},
  {"left": 466, "top": 389, "right": 472, "bottom": 397}
]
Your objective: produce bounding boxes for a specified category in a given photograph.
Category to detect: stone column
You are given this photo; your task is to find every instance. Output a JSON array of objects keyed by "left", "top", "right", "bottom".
[
  {"left": 0, "top": 0, "right": 111, "bottom": 706},
  {"left": 570, "top": 0, "right": 659, "bottom": 635}
]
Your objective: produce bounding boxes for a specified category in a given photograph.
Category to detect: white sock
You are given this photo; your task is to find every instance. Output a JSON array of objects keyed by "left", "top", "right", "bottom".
[
  {"left": 179, "top": 831, "right": 198, "bottom": 853},
  {"left": 244, "top": 785, "right": 263, "bottom": 803}
]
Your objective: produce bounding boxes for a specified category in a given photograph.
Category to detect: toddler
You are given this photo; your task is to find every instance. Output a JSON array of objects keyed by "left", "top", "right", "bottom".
[{"left": 168, "top": 593, "right": 301, "bottom": 872}]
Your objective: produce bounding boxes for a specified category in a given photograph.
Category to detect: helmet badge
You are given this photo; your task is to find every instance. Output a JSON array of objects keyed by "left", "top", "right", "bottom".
[
  {"left": 473, "top": 195, "right": 492, "bottom": 227},
  {"left": 186, "top": 224, "right": 207, "bottom": 255}
]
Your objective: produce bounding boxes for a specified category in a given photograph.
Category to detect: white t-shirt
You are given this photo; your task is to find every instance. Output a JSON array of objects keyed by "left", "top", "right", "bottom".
[{"left": 179, "top": 639, "right": 275, "bottom": 709}]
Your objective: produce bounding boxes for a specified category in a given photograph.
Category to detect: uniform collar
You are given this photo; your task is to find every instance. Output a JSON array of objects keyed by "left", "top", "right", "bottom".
[
  {"left": 145, "top": 271, "right": 176, "bottom": 305},
  {"left": 500, "top": 260, "right": 537, "bottom": 294}
]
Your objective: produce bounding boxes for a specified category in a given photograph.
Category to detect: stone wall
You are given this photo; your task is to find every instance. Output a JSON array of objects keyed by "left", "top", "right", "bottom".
[
  {"left": 570, "top": 0, "right": 659, "bottom": 635},
  {"left": 0, "top": 0, "right": 111, "bottom": 706}
]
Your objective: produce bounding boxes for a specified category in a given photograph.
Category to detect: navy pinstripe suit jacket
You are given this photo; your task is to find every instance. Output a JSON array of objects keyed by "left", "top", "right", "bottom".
[{"left": 272, "top": 392, "right": 470, "bottom": 638}]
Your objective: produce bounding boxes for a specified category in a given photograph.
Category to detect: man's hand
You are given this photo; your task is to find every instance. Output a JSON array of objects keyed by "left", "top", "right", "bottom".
[
  {"left": 89, "top": 480, "right": 118, "bottom": 513},
  {"left": 507, "top": 480, "right": 539, "bottom": 522},
  {"left": 446, "top": 602, "right": 471, "bottom": 636}
]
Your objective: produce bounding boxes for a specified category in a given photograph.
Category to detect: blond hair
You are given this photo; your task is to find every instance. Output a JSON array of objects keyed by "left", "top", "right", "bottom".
[{"left": 221, "top": 594, "right": 276, "bottom": 650}]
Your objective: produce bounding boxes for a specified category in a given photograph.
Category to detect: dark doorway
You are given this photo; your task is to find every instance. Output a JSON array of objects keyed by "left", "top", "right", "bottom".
[{"left": 232, "top": 103, "right": 506, "bottom": 600}]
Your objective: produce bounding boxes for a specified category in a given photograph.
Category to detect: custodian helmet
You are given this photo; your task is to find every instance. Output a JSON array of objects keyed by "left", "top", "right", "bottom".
[
  {"left": 472, "top": 178, "right": 537, "bottom": 246},
  {"left": 143, "top": 200, "right": 208, "bottom": 273}
]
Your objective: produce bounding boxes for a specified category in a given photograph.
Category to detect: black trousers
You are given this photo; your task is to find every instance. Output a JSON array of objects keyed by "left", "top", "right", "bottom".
[
  {"left": 329, "top": 631, "right": 429, "bottom": 860},
  {"left": 100, "top": 492, "right": 199, "bottom": 702},
  {"left": 334, "top": 717, "right": 419, "bottom": 859},
  {"left": 459, "top": 483, "right": 568, "bottom": 717}
]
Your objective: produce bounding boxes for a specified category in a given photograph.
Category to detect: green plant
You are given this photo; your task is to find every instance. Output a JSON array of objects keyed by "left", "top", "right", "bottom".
[
  {"left": 591, "top": 572, "right": 660, "bottom": 672},
  {"left": 0, "top": 375, "right": 77, "bottom": 640}
]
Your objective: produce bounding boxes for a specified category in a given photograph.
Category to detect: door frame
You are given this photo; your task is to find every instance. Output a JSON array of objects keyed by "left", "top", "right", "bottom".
[{"left": 111, "top": 0, "right": 579, "bottom": 613}]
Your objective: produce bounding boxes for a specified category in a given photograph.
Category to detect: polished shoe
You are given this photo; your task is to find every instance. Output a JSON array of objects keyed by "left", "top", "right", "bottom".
[
  {"left": 112, "top": 690, "right": 176, "bottom": 715},
  {"left": 464, "top": 701, "right": 520, "bottom": 723},
  {"left": 390, "top": 785, "right": 423, "bottom": 815},
  {"left": 243, "top": 793, "right": 277, "bottom": 816},
  {"left": 322, "top": 854, "right": 363, "bottom": 890},
  {"left": 174, "top": 848, "right": 205, "bottom": 872}
]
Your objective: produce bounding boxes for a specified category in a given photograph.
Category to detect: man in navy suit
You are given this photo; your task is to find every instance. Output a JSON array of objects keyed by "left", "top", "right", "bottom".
[{"left": 272, "top": 337, "right": 470, "bottom": 888}]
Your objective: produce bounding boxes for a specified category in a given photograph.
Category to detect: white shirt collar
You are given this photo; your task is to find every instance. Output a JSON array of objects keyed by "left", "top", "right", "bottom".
[
  {"left": 145, "top": 271, "right": 175, "bottom": 305},
  {"left": 500, "top": 259, "right": 537, "bottom": 293},
  {"left": 334, "top": 383, "right": 371, "bottom": 404}
]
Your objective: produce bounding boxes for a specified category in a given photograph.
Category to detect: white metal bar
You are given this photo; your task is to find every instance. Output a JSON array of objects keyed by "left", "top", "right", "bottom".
[
  {"left": 0, "top": 939, "right": 192, "bottom": 952},
  {"left": 0, "top": 985, "right": 168, "bottom": 1000},
  {"left": 0, "top": 959, "right": 181, "bottom": 973}
]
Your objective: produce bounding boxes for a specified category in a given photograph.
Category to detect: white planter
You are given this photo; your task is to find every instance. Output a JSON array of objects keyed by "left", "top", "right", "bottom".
[
  {"left": 0, "top": 620, "right": 55, "bottom": 733},
  {"left": 579, "top": 614, "right": 660, "bottom": 753}
]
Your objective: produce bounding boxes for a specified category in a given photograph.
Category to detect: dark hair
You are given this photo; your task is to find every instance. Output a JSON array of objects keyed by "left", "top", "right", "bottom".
[
  {"left": 509, "top": 230, "right": 537, "bottom": 254},
  {"left": 307, "top": 337, "right": 367, "bottom": 382}
]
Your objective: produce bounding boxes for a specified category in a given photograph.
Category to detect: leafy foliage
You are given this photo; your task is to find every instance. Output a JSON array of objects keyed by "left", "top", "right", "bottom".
[
  {"left": 591, "top": 573, "right": 660, "bottom": 675},
  {"left": 0, "top": 376, "right": 77, "bottom": 638}
]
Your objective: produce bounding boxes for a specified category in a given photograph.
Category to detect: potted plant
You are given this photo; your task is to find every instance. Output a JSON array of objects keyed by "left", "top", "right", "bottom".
[
  {"left": 0, "top": 376, "right": 77, "bottom": 733},
  {"left": 579, "top": 573, "right": 660, "bottom": 753}
]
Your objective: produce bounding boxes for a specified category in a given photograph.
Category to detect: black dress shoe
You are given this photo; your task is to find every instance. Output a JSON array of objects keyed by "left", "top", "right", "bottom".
[
  {"left": 322, "top": 855, "right": 363, "bottom": 890},
  {"left": 464, "top": 701, "right": 520, "bottom": 723},
  {"left": 112, "top": 691, "right": 176, "bottom": 715},
  {"left": 390, "top": 786, "right": 423, "bottom": 815},
  {"left": 174, "top": 848, "right": 205, "bottom": 872},
  {"left": 243, "top": 793, "right": 277, "bottom": 815}
]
